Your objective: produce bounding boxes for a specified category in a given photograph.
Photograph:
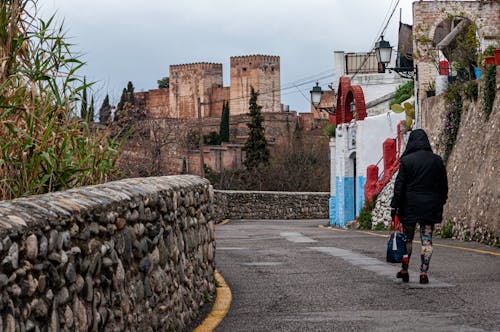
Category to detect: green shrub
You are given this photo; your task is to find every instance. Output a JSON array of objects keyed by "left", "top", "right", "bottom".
[
  {"left": 322, "top": 123, "right": 336, "bottom": 139},
  {"left": 390, "top": 80, "right": 414, "bottom": 107},
  {"left": 440, "top": 220, "right": 454, "bottom": 239},
  {"left": 357, "top": 194, "right": 378, "bottom": 230},
  {"left": 203, "top": 131, "right": 221, "bottom": 145},
  {"left": 443, "top": 81, "right": 463, "bottom": 163},
  {"left": 358, "top": 207, "right": 372, "bottom": 230},
  {"left": 483, "top": 64, "right": 496, "bottom": 120},
  {"left": 464, "top": 81, "right": 478, "bottom": 101}
]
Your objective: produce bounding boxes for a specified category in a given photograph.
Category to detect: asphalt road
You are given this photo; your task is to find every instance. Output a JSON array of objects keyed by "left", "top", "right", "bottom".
[{"left": 214, "top": 219, "right": 500, "bottom": 332}]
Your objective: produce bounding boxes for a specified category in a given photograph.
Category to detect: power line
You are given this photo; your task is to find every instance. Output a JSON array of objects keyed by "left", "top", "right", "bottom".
[
  {"left": 351, "top": 0, "right": 400, "bottom": 80},
  {"left": 170, "top": 69, "right": 335, "bottom": 107}
]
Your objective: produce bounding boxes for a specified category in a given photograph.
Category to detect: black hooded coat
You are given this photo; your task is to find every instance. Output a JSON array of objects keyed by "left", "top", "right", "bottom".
[{"left": 390, "top": 129, "right": 448, "bottom": 224}]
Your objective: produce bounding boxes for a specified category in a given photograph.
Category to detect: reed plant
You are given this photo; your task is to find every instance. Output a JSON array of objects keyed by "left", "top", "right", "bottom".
[{"left": 0, "top": 0, "right": 123, "bottom": 200}]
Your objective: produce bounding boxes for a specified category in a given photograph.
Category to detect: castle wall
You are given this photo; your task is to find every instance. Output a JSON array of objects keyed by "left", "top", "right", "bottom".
[
  {"left": 413, "top": 1, "right": 500, "bottom": 107},
  {"left": 169, "top": 63, "right": 223, "bottom": 119},
  {"left": 230, "top": 55, "right": 281, "bottom": 116},
  {"left": 144, "top": 88, "right": 170, "bottom": 119},
  {"left": 209, "top": 86, "right": 230, "bottom": 118}
]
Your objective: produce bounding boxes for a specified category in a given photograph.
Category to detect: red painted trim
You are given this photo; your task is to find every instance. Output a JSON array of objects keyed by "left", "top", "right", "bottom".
[
  {"left": 364, "top": 121, "right": 404, "bottom": 206},
  {"left": 351, "top": 86, "right": 367, "bottom": 121},
  {"left": 335, "top": 77, "right": 367, "bottom": 124}
]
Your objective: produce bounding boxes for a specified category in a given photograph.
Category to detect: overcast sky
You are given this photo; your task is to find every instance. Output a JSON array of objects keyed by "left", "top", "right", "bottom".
[{"left": 41, "top": 0, "right": 414, "bottom": 113}]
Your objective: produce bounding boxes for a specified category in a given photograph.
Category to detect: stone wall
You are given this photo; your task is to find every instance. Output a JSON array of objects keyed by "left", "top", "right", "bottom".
[
  {"left": 0, "top": 175, "right": 215, "bottom": 331},
  {"left": 413, "top": 1, "right": 500, "bottom": 106},
  {"left": 421, "top": 67, "right": 499, "bottom": 245},
  {"left": 169, "top": 63, "right": 223, "bottom": 119},
  {"left": 370, "top": 173, "right": 397, "bottom": 228},
  {"left": 230, "top": 55, "right": 281, "bottom": 116},
  {"left": 144, "top": 89, "right": 170, "bottom": 119},
  {"left": 214, "top": 190, "right": 329, "bottom": 220}
]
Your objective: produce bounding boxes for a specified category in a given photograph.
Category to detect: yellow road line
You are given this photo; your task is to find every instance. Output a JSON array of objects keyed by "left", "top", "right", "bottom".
[
  {"left": 218, "top": 219, "right": 231, "bottom": 226},
  {"left": 194, "top": 270, "right": 232, "bottom": 332},
  {"left": 432, "top": 242, "right": 500, "bottom": 257},
  {"left": 330, "top": 229, "right": 500, "bottom": 257}
]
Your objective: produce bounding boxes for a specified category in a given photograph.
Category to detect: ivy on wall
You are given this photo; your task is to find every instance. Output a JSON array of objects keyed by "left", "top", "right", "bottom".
[
  {"left": 443, "top": 81, "right": 463, "bottom": 163},
  {"left": 483, "top": 65, "right": 496, "bottom": 120}
]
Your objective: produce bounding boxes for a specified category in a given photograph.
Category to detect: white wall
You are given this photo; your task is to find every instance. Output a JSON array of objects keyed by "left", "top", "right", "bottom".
[{"left": 357, "top": 111, "right": 406, "bottom": 177}]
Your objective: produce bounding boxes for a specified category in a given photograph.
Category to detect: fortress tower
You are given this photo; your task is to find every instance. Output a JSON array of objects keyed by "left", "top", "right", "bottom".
[
  {"left": 169, "top": 63, "right": 223, "bottom": 118},
  {"left": 229, "top": 55, "right": 281, "bottom": 115}
]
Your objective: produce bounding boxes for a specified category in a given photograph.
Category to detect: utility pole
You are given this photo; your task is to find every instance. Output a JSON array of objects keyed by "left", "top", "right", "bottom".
[{"left": 197, "top": 97, "right": 205, "bottom": 178}]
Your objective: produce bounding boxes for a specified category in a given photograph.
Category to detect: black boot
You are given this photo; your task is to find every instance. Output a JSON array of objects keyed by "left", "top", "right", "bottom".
[
  {"left": 419, "top": 272, "right": 429, "bottom": 284},
  {"left": 397, "top": 269, "right": 409, "bottom": 282}
]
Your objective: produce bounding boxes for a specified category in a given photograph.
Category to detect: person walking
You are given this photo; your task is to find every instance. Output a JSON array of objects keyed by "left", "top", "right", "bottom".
[{"left": 390, "top": 129, "right": 448, "bottom": 284}]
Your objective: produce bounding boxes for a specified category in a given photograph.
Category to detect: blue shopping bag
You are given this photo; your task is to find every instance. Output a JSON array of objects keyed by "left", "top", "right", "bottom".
[{"left": 386, "top": 215, "right": 406, "bottom": 263}]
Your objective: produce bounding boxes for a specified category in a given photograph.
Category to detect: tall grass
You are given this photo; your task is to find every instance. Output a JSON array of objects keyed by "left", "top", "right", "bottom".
[{"left": 0, "top": 0, "right": 123, "bottom": 200}]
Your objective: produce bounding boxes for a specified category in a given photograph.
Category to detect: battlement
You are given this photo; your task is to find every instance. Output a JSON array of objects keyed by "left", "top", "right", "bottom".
[
  {"left": 230, "top": 55, "right": 280, "bottom": 65},
  {"left": 170, "top": 62, "right": 223, "bottom": 72}
]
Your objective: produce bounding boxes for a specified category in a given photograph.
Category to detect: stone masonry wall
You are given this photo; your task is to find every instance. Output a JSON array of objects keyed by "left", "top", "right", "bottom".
[
  {"left": 421, "top": 67, "right": 499, "bottom": 245},
  {"left": 169, "top": 63, "right": 223, "bottom": 119},
  {"left": 370, "top": 173, "right": 397, "bottom": 228},
  {"left": 230, "top": 55, "right": 281, "bottom": 116},
  {"left": 413, "top": 1, "right": 500, "bottom": 107},
  {"left": 214, "top": 190, "right": 329, "bottom": 220},
  {"left": 0, "top": 175, "right": 215, "bottom": 331}
]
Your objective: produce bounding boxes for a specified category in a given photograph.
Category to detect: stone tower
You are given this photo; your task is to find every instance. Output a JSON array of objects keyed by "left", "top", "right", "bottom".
[
  {"left": 169, "top": 63, "right": 223, "bottom": 118},
  {"left": 229, "top": 55, "right": 281, "bottom": 115}
]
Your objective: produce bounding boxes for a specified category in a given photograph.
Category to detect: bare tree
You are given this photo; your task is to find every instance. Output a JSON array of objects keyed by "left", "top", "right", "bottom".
[{"left": 116, "top": 117, "right": 190, "bottom": 177}]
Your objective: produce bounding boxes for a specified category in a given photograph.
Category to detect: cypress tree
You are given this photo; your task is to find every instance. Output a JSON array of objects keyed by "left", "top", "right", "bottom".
[
  {"left": 127, "top": 81, "right": 135, "bottom": 104},
  {"left": 99, "top": 94, "right": 111, "bottom": 123},
  {"left": 243, "top": 87, "right": 269, "bottom": 170},
  {"left": 88, "top": 96, "right": 95, "bottom": 122},
  {"left": 219, "top": 101, "right": 230, "bottom": 142},
  {"left": 117, "top": 88, "right": 127, "bottom": 110},
  {"left": 80, "top": 76, "right": 88, "bottom": 119}
]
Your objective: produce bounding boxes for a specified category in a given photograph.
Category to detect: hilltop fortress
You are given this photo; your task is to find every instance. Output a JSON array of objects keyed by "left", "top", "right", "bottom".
[
  {"left": 135, "top": 55, "right": 282, "bottom": 119},
  {"left": 117, "top": 55, "right": 325, "bottom": 176}
]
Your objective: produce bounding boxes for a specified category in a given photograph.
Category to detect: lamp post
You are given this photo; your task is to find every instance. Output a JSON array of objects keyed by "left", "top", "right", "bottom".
[
  {"left": 375, "top": 35, "right": 393, "bottom": 71},
  {"left": 374, "top": 35, "right": 416, "bottom": 79},
  {"left": 309, "top": 82, "right": 336, "bottom": 115},
  {"left": 374, "top": 35, "right": 419, "bottom": 127}
]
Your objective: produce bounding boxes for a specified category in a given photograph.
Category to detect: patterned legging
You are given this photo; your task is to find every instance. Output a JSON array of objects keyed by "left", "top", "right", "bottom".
[{"left": 402, "top": 223, "right": 434, "bottom": 273}]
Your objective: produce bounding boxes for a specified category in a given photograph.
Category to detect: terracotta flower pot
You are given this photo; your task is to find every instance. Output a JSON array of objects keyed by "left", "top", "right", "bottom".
[
  {"left": 494, "top": 49, "right": 500, "bottom": 65},
  {"left": 485, "top": 56, "right": 496, "bottom": 65}
]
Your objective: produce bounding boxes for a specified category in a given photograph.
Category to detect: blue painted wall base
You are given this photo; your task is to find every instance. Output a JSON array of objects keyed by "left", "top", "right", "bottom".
[
  {"left": 329, "top": 196, "right": 336, "bottom": 226},
  {"left": 343, "top": 177, "right": 355, "bottom": 223},
  {"left": 357, "top": 176, "right": 366, "bottom": 216}
]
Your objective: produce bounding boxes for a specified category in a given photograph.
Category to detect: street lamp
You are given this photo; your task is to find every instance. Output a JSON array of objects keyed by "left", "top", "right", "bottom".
[
  {"left": 374, "top": 35, "right": 415, "bottom": 79},
  {"left": 309, "top": 82, "right": 336, "bottom": 115},
  {"left": 375, "top": 35, "right": 393, "bottom": 67},
  {"left": 374, "top": 35, "right": 419, "bottom": 127}
]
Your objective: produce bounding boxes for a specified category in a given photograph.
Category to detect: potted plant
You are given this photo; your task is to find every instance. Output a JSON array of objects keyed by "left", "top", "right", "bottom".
[
  {"left": 483, "top": 45, "right": 497, "bottom": 66},
  {"left": 494, "top": 48, "right": 500, "bottom": 65}
]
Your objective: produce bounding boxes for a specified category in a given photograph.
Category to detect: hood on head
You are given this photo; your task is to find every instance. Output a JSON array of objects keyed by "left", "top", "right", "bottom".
[{"left": 401, "top": 129, "right": 432, "bottom": 157}]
